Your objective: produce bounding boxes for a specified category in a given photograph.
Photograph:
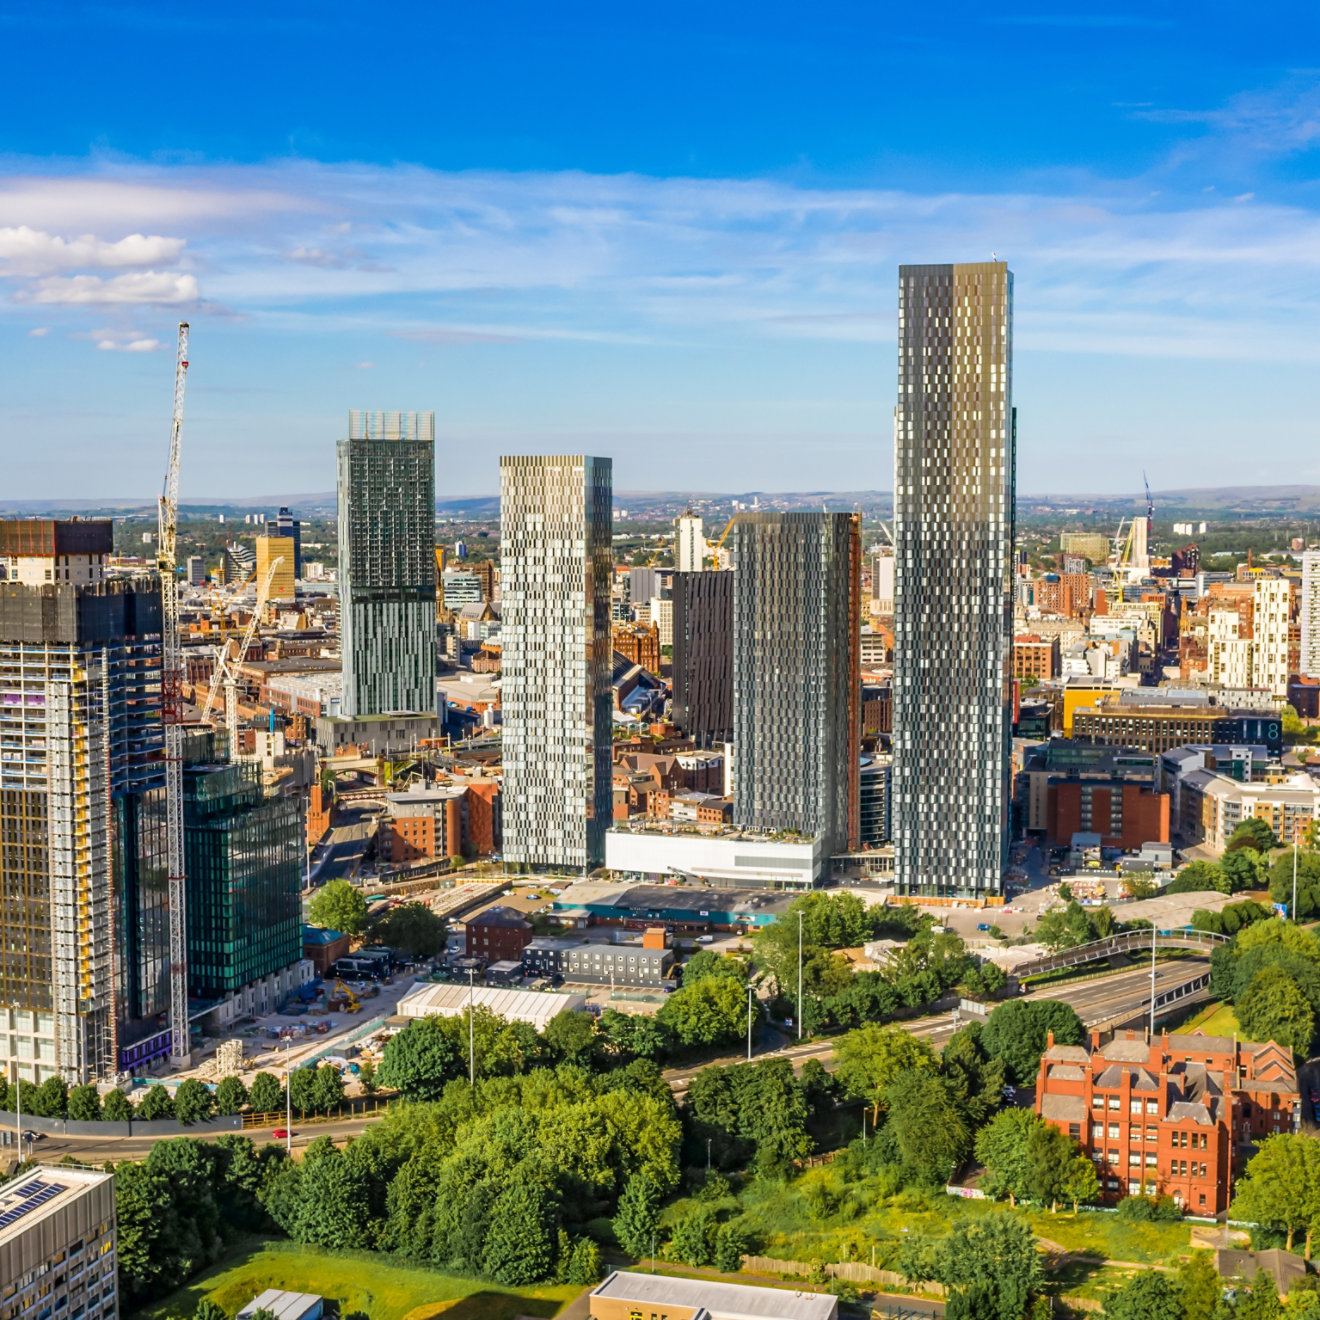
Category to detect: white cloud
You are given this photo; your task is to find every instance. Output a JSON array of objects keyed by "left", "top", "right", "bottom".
[
  {"left": 26, "top": 325, "right": 49, "bottom": 336},
  {"left": 0, "top": 226, "right": 186, "bottom": 275},
  {"left": 96, "top": 337, "right": 162, "bottom": 352},
  {"left": 20, "top": 271, "right": 200, "bottom": 306},
  {"left": 354, "top": 360, "right": 374, "bottom": 369}
]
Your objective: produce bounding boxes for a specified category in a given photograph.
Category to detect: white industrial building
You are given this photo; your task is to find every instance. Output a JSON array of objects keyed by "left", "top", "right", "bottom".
[
  {"left": 605, "top": 826, "right": 822, "bottom": 888},
  {"left": 395, "top": 982, "right": 587, "bottom": 1031}
]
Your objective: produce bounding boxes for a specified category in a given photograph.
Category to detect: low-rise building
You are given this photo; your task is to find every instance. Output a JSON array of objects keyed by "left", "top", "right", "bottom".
[
  {"left": 0, "top": 1166, "right": 119, "bottom": 1320},
  {"left": 554, "top": 879, "right": 795, "bottom": 930},
  {"left": 1179, "top": 769, "right": 1320, "bottom": 850},
  {"left": 301, "top": 925, "right": 350, "bottom": 976},
  {"left": 1073, "top": 699, "right": 1283, "bottom": 756},
  {"left": 464, "top": 904, "right": 533, "bottom": 961},
  {"left": 395, "top": 981, "right": 587, "bottom": 1031},
  {"left": 1014, "top": 633, "right": 1061, "bottom": 681},
  {"left": 378, "top": 785, "right": 467, "bottom": 863},
  {"left": 588, "top": 1270, "right": 837, "bottom": 1320},
  {"left": 522, "top": 929, "right": 674, "bottom": 986},
  {"left": 1035, "top": 1028, "right": 1299, "bottom": 1214},
  {"left": 604, "top": 825, "right": 823, "bottom": 888}
]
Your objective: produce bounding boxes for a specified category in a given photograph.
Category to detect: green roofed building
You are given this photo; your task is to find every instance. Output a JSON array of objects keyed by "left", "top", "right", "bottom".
[{"left": 183, "top": 734, "right": 305, "bottom": 1016}]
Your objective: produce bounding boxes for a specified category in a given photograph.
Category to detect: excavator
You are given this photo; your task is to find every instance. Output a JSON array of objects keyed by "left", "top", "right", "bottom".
[{"left": 332, "top": 980, "right": 361, "bottom": 1013}]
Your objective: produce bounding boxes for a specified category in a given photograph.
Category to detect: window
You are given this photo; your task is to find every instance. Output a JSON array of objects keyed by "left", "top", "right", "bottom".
[
  {"left": 1147, "top": 1100, "right": 1158, "bottom": 1114},
  {"left": 1108, "top": 1124, "right": 1119, "bottom": 1139},
  {"left": 1130, "top": 1099, "right": 1143, "bottom": 1115},
  {"left": 1108, "top": 1096, "right": 1120, "bottom": 1110}
]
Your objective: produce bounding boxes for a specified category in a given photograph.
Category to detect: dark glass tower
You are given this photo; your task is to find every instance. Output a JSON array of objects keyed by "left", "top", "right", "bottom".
[
  {"left": 671, "top": 570, "right": 733, "bottom": 748},
  {"left": 337, "top": 410, "right": 437, "bottom": 717},
  {"left": 892, "top": 262, "right": 1015, "bottom": 897},
  {"left": 731, "top": 512, "right": 861, "bottom": 857}
]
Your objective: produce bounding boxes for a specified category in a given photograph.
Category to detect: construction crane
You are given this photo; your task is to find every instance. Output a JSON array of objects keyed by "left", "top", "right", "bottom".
[
  {"left": 156, "top": 323, "right": 190, "bottom": 1063},
  {"left": 710, "top": 514, "right": 739, "bottom": 569},
  {"left": 199, "top": 554, "right": 285, "bottom": 754}
]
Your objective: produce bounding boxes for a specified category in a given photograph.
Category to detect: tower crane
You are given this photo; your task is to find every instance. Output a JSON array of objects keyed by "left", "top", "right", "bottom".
[
  {"left": 199, "top": 555, "right": 285, "bottom": 754},
  {"left": 157, "top": 323, "right": 190, "bottom": 1064}
]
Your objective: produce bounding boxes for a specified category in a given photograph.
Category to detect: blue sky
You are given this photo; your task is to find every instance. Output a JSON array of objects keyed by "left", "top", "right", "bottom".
[{"left": 3, "top": 0, "right": 1320, "bottom": 499}]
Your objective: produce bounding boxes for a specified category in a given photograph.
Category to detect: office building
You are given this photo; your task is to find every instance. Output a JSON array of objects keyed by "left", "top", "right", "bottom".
[
  {"left": 1059, "top": 532, "right": 1110, "bottom": 563},
  {"left": 613, "top": 621, "right": 661, "bottom": 673},
  {"left": 222, "top": 542, "right": 255, "bottom": 583},
  {"left": 0, "top": 520, "right": 172, "bottom": 1084},
  {"left": 336, "top": 410, "right": 437, "bottom": 718},
  {"left": 859, "top": 754, "right": 892, "bottom": 846},
  {"left": 675, "top": 511, "right": 705, "bottom": 573},
  {"left": 182, "top": 733, "right": 303, "bottom": 1009},
  {"left": 871, "top": 546, "right": 894, "bottom": 614},
  {"left": 1036, "top": 1028, "right": 1298, "bottom": 1214},
  {"left": 892, "top": 261, "right": 1015, "bottom": 898},
  {"left": 522, "top": 931, "right": 674, "bottom": 985},
  {"left": 670, "top": 570, "right": 733, "bottom": 749},
  {"left": 441, "top": 571, "right": 483, "bottom": 609},
  {"left": 500, "top": 455, "right": 613, "bottom": 870},
  {"left": 731, "top": 512, "right": 860, "bottom": 857},
  {"left": 649, "top": 595, "right": 673, "bottom": 648},
  {"left": 628, "top": 566, "right": 666, "bottom": 605},
  {"left": 0, "top": 1166, "right": 119, "bottom": 1320},
  {"left": 1303, "top": 551, "right": 1320, "bottom": 679},
  {"left": 254, "top": 535, "right": 296, "bottom": 603},
  {"left": 1073, "top": 700, "right": 1282, "bottom": 756},
  {"left": 186, "top": 555, "right": 206, "bottom": 587},
  {"left": 264, "top": 506, "right": 303, "bottom": 580}
]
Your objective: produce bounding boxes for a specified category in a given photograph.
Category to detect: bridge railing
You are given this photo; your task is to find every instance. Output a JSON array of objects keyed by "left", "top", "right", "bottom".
[{"left": 1014, "top": 927, "right": 1228, "bottom": 979}]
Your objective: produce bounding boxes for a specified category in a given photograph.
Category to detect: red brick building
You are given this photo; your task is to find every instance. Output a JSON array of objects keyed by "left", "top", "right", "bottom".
[
  {"left": 1036, "top": 573, "right": 1093, "bottom": 618},
  {"left": 1014, "top": 634, "right": 1061, "bottom": 681},
  {"left": 1046, "top": 780, "right": 1170, "bottom": 849},
  {"left": 1036, "top": 1029, "right": 1299, "bottom": 1214},
  {"left": 613, "top": 622, "right": 661, "bottom": 672},
  {"left": 465, "top": 905, "right": 533, "bottom": 961}
]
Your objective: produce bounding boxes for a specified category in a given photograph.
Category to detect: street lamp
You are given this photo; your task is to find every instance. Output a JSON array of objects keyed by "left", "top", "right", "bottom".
[
  {"left": 746, "top": 983, "right": 753, "bottom": 1063},
  {"left": 468, "top": 965, "right": 476, "bottom": 1085},
  {"left": 284, "top": 1038, "right": 293, "bottom": 1155},
  {"left": 10, "top": 1001, "right": 19, "bottom": 1161},
  {"left": 797, "top": 909, "right": 803, "bottom": 1043},
  {"left": 1293, "top": 839, "right": 1299, "bottom": 922}
]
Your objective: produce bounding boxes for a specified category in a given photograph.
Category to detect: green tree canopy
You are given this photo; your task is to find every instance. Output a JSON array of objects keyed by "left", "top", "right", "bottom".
[
  {"left": 101, "top": 1089, "right": 134, "bottom": 1122},
  {"left": 174, "top": 1078, "right": 216, "bottom": 1126},
  {"left": 1228, "top": 818, "right": 1278, "bottom": 854},
  {"left": 377, "top": 1014, "right": 467, "bottom": 1099},
  {"left": 1222, "top": 847, "right": 1270, "bottom": 893},
  {"left": 367, "top": 902, "right": 448, "bottom": 957},
  {"left": 656, "top": 974, "right": 756, "bottom": 1047},
  {"left": 67, "top": 1084, "right": 101, "bottom": 1122},
  {"left": 1236, "top": 965, "right": 1316, "bottom": 1055},
  {"left": 248, "top": 1071, "right": 284, "bottom": 1115},
  {"left": 612, "top": 1172, "right": 662, "bottom": 1259},
  {"left": 1167, "top": 860, "right": 1229, "bottom": 895},
  {"left": 901, "top": 1213, "right": 1043, "bottom": 1320},
  {"left": 543, "top": 1010, "right": 601, "bottom": 1067},
  {"left": 1233, "top": 1134, "right": 1320, "bottom": 1253},
  {"left": 135, "top": 1085, "right": 175, "bottom": 1121},
  {"left": 1101, "top": 1270, "right": 1184, "bottom": 1320},
  {"left": 307, "top": 879, "right": 369, "bottom": 935},
  {"left": 884, "top": 1068, "right": 969, "bottom": 1184},
  {"left": 214, "top": 1075, "right": 248, "bottom": 1115},
  {"left": 981, "top": 999, "right": 1085, "bottom": 1084},
  {"left": 834, "top": 1022, "right": 938, "bottom": 1122}
]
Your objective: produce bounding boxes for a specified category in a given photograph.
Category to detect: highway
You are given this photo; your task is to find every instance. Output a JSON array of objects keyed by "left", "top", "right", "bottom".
[
  {"left": 313, "top": 803, "right": 381, "bottom": 884},
  {"left": 28, "top": 959, "right": 1208, "bottom": 1164}
]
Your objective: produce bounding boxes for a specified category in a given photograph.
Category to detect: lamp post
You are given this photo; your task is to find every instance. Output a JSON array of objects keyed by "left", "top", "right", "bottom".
[
  {"left": 1148, "top": 919, "right": 1157, "bottom": 1040},
  {"left": 468, "top": 965, "right": 476, "bottom": 1085},
  {"left": 10, "top": 1001, "right": 20, "bottom": 1162},
  {"left": 746, "top": 983, "right": 753, "bottom": 1063},
  {"left": 797, "top": 909, "right": 803, "bottom": 1043},
  {"left": 284, "top": 1038, "right": 292, "bottom": 1155},
  {"left": 1293, "top": 839, "right": 1299, "bottom": 921}
]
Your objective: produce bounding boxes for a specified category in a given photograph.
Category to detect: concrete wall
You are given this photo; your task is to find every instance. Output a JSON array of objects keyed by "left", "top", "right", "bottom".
[{"left": 0, "top": 1109, "right": 242, "bottom": 1139}]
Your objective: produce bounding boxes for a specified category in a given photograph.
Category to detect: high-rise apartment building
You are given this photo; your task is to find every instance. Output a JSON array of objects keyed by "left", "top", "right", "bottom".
[
  {"left": 671, "top": 570, "right": 733, "bottom": 748},
  {"left": 871, "top": 547, "right": 895, "bottom": 614},
  {"left": 1252, "top": 577, "right": 1292, "bottom": 699},
  {"left": 675, "top": 511, "right": 705, "bottom": 573},
  {"left": 892, "top": 262, "right": 1015, "bottom": 898},
  {"left": 500, "top": 456, "right": 613, "bottom": 870},
  {"left": 186, "top": 555, "right": 206, "bottom": 587},
  {"left": 0, "top": 520, "right": 171, "bottom": 1084},
  {"left": 336, "top": 410, "right": 437, "bottom": 718},
  {"left": 1303, "top": 551, "right": 1320, "bottom": 679},
  {"left": 264, "top": 506, "right": 303, "bottom": 580},
  {"left": 254, "top": 535, "right": 296, "bottom": 604},
  {"left": 731, "top": 512, "right": 860, "bottom": 856}
]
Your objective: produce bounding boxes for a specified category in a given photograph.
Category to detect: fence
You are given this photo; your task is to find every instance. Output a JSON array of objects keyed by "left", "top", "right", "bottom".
[
  {"left": 739, "top": 1256, "right": 947, "bottom": 1296},
  {"left": 241, "top": 1096, "right": 393, "bottom": 1129}
]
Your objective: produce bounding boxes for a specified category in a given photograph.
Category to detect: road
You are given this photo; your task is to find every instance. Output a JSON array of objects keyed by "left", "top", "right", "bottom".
[
  {"left": 31, "top": 960, "right": 1208, "bottom": 1164},
  {"left": 313, "top": 803, "right": 381, "bottom": 884}
]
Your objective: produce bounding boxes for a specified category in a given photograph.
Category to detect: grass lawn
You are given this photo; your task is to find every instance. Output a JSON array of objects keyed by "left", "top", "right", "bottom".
[
  {"left": 1177, "top": 1001, "right": 1240, "bottom": 1038},
  {"left": 130, "top": 1240, "right": 582, "bottom": 1320}
]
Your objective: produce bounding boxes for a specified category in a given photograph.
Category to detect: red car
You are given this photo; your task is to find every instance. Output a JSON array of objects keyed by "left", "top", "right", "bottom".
[{"left": 272, "top": 1128, "right": 293, "bottom": 1139}]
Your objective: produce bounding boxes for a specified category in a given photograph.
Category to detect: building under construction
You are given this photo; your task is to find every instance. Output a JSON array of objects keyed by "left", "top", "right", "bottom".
[{"left": 0, "top": 519, "right": 173, "bottom": 1084}]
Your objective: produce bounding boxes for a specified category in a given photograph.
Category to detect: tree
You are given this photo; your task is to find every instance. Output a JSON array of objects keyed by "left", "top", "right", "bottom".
[
  {"left": 834, "top": 1023, "right": 937, "bottom": 1123},
  {"left": 714, "top": 1222, "right": 747, "bottom": 1274},
  {"left": 135, "top": 1085, "right": 175, "bottom": 1121},
  {"left": 544, "top": 1010, "right": 601, "bottom": 1067},
  {"left": 613, "top": 1172, "right": 661, "bottom": 1258},
  {"left": 214, "top": 1075, "right": 248, "bottom": 1115},
  {"left": 1167, "top": 860, "right": 1229, "bottom": 895},
  {"left": 481, "top": 1176, "right": 558, "bottom": 1285},
  {"left": 102, "top": 1089, "right": 133, "bottom": 1122},
  {"left": 681, "top": 950, "right": 747, "bottom": 985},
  {"left": 248, "top": 1071, "right": 284, "bottom": 1115},
  {"left": 357, "top": 1058, "right": 377, "bottom": 1095},
  {"left": 1121, "top": 875, "right": 1158, "bottom": 900},
  {"left": 1176, "top": 1251, "right": 1222, "bottom": 1320},
  {"left": 657, "top": 975, "right": 755, "bottom": 1047},
  {"left": 377, "top": 1014, "right": 465, "bottom": 1099},
  {"left": 884, "top": 1069, "right": 969, "bottom": 1184},
  {"left": 1269, "top": 850, "right": 1320, "bottom": 920},
  {"left": 1223, "top": 847, "right": 1269, "bottom": 894},
  {"left": 1237, "top": 966, "right": 1316, "bottom": 1056},
  {"left": 367, "top": 902, "right": 448, "bottom": 957},
  {"left": 67, "top": 1084, "right": 102, "bottom": 1122},
  {"left": 566, "top": 1236, "right": 603, "bottom": 1285},
  {"left": 908, "top": 1214, "right": 1043, "bottom": 1320},
  {"left": 1229, "top": 818, "right": 1278, "bottom": 854},
  {"left": 310, "top": 1064, "right": 345, "bottom": 1113},
  {"left": 1233, "top": 1134, "right": 1320, "bottom": 1253},
  {"left": 194, "top": 1301, "right": 227, "bottom": 1320},
  {"left": 32, "top": 1076, "right": 68, "bottom": 1118},
  {"left": 981, "top": 999, "right": 1084, "bottom": 1084},
  {"left": 1101, "top": 1271, "right": 1184, "bottom": 1320},
  {"left": 975, "top": 1109, "right": 1040, "bottom": 1206},
  {"left": 670, "top": 1206, "right": 716, "bottom": 1267},
  {"left": 307, "top": 879, "right": 368, "bottom": 935},
  {"left": 174, "top": 1078, "right": 216, "bottom": 1126}
]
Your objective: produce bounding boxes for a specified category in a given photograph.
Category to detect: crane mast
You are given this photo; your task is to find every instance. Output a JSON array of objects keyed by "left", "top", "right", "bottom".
[{"left": 157, "top": 323, "right": 190, "bottom": 1064}]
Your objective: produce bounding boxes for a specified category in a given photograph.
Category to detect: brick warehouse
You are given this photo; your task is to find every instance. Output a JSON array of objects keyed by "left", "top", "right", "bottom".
[
  {"left": 1036, "top": 1029, "right": 1299, "bottom": 1214},
  {"left": 1046, "top": 779, "right": 1170, "bottom": 849}
]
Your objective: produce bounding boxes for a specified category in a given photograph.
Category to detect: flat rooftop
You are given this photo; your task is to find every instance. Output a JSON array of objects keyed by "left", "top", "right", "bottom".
[
  {"left": 591, "top": 1270, "right": 837, "bottom": 1320},
  {"left": 0, "top": 1166, "right": 111, "bottom": 1245}
]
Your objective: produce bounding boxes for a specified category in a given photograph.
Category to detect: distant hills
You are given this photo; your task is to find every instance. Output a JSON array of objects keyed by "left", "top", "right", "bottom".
[{"left": 5, "top": 485, "right": 1320, "bottom": 520}]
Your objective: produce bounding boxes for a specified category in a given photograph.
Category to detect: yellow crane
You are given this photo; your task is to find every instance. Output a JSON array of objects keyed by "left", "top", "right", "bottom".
[{"left": 334, "top": 979, "right": 361, "bottom": 1013}]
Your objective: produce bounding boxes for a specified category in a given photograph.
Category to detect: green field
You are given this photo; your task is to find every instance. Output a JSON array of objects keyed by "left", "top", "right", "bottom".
[
  {"left": 1177, "top": 1001, "right": 1241, "bottom": 1038},
  {"left": 131, "top": 1241, "right": 582, "bottom": 1320}
]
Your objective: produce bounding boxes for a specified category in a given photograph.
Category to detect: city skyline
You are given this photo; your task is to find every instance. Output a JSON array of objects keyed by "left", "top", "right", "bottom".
[{"left": 3, "top": 5, "right": 1320, "bottom": 496}]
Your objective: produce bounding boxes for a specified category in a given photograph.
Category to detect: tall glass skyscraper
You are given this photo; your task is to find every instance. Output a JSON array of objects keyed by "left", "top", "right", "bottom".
[
  {"left": 892, "top": 262, "right": 1015, "bottom": 897},
  {"left": 336, "top": 410, "right": 437, "bottom": 718},
  {"left": 731, "top": 512, "right": 861, "bottom": 858},
  {"left": 499, "top": 456, "right": 613, "bottom": 870}
]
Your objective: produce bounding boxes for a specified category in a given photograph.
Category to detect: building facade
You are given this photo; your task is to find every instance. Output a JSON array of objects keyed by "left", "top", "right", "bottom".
[
  {"left": 254, "top": 535, "right": 296, "bottom": 604},
  {"left": 182, "top": 735, "right": 303, "bottom": 1002},
  {"left": 1036, "top": 1029, "right": 1299, "bottom": 1214},
  {"left": 0, "top": 522, "right": 172, "bottom": 1084},
  {"left": 500, "top": 455, "right": 613, "bottom": 869},
  {"left": 671, "top": 569, "right": 733, "bottom": 748},
  {"left": 892, "top": 261, "right": 1015, "bottom": 897},
  {"left": 1302, "top": 551, "right": 1320, "bottom": 679},
  {"left": 0, "top": 1166, "right": 118, "bottom": 1320},
  {"left": 1073, "top": 702, "right": 1282, "bottom": 756},
  {"left": 264, "top": 506, "right": 303, "bottom": 580},
  {"left": 731, "top": 513, "right": 861, "bottom": 856},
  {"left": 336, "top": 410, "right": 437, "bottom": 718},
  {"left": 675, "top": 512, "right": 705, "bottom": 573}
]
